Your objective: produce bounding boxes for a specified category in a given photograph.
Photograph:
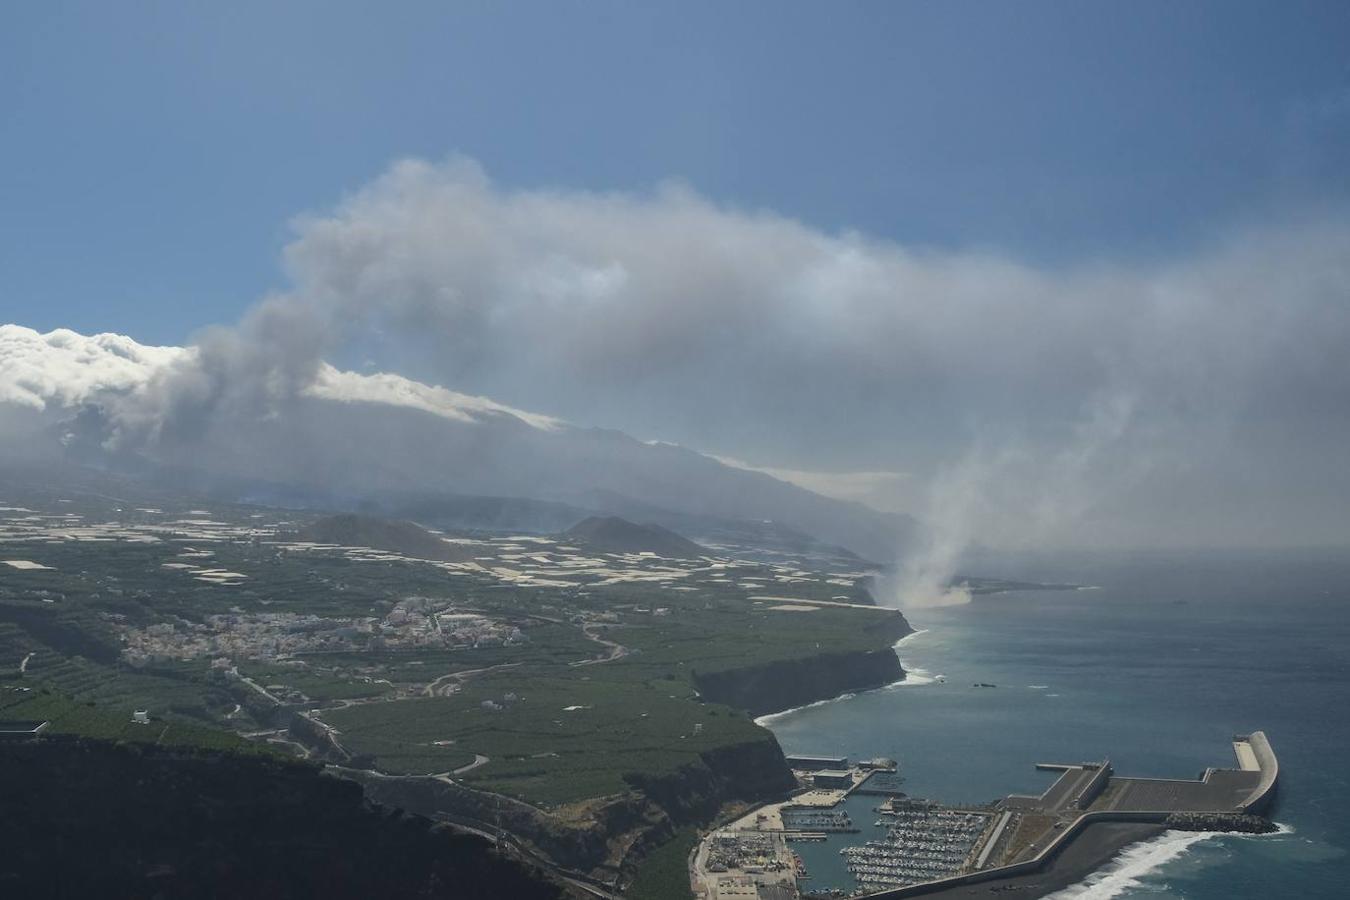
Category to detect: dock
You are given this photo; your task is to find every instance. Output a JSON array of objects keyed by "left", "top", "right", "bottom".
[
  {"left": 689, "top": 731, "right": 1279, "bottom": 900},
  {"left": 856, "top": 731, "right": 1279, "bottom": 898}
]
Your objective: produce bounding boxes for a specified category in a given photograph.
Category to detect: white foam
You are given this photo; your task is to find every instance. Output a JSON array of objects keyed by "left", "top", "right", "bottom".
[
  {"left": 754, "top": 630, "right": 942, "bottom": 725},
  {"left": 754, "top": 692, "right": 857, "bottom": 726},
  {"left": 887, "top": 663, "right": 939, "bottom": 686},
  {"left": 889, "top": 631, "right": 941, "bottom": 686},
  {"left": 1045, "top": 830, "right": 1216, "bottom": 899},
  {"left": 894, "top": 628, "right": 930, "bottom": 646},
  {"left": 1047, "top": 825, "right": 1295, "bottom": 900}
]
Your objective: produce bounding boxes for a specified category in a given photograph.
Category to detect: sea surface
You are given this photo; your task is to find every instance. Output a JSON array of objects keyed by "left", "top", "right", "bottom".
[{"left": 759, "top": 548, "right": 1350, "bottom": 898}]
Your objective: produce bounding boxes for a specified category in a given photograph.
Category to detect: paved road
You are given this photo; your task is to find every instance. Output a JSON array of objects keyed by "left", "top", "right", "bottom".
[
  {"left": 423, "top": 661, "right": 522, "bottom": 697},
  {"left": 452, "top": 753, "right": 491, "bottom": 775},
  {"left": 570, "top": 625, "right": 629, "bottom": 667},
  {"left": 233, "top": 667, "right": 285, "bottom": 705},
  {"left": 1039, "top": 767, "right": 1097, "bottom": 812},
  {"left": 428, "top": 811, "right": 622, "bottom": 900}
]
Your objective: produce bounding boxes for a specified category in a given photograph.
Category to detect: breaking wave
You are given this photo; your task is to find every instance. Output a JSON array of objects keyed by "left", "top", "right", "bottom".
[
  {"left": 1046, "top": 824, "right": 1295, "bottom": 900},
  {"left": 753, "top": 693, "right": 857, "bottom": 726}
]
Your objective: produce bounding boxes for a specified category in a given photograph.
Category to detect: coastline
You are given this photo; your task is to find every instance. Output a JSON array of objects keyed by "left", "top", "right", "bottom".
[
  {"left": 752, "top": 628, "right": 933, "bottom": 727},
  {"left": 1042, "top": 823, "right": 1296, "bottom": 900},
  {"left": 748, "top": 618, "right": 1280, "bottom": 900},
  {"left": 907, "top": 822, "right": 1166, "bottom": 899}
]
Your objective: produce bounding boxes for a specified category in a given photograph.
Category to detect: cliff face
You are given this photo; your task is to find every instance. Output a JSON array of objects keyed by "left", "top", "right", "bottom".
[
  {"left": 693, "top": 613, "right": 913, "bottom": 716},
  {"left": 348, "top": 769, "right": 632, "bottom": 878},
  {"left": 624, "top": 735, "right": 796, "bottom": 825},
  {"left": 694, "top": 648, "right": 905, "bottom": 716},
  {"left": 338, "top": 613, "right": 913, "bottom": 881},
  {"left": 349, "top": 735, "right": 795, "bottom": 881}
]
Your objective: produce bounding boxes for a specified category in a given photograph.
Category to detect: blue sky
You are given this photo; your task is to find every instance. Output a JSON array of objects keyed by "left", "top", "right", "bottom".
[{"left": 3, "top": 1, "right": 1348, "bottom": 345}]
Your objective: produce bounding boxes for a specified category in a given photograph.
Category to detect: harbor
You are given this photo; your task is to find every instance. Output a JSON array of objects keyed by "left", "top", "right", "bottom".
[{"left": 690, "top": 732, "right": 1278, "bottom": 899}]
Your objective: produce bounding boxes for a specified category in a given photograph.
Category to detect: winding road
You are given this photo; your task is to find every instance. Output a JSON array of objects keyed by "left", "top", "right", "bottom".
[{"left": 569, "top": 624, "right": 629, "bottom": 667}]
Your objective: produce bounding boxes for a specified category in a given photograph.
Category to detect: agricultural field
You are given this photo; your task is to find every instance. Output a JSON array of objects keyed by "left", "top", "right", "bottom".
[
  {"left": 0, "top": 473, "right": 904, "bottom": 808},
  {"left": 0, "top": 683, "right": 266, "bottom": 754}
]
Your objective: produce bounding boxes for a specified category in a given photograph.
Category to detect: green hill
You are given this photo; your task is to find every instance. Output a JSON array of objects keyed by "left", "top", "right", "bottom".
[
  {"left": 564, "top": 515, "right": 706, "bottom": 558},
  {"left": 296, "top": 514, "right": 474, "bottom": 562}
]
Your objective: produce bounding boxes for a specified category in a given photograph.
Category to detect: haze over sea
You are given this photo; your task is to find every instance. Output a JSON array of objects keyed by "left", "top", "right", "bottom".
[{"left": 759, "top": 549, "right": 1350, "bottom": 898}]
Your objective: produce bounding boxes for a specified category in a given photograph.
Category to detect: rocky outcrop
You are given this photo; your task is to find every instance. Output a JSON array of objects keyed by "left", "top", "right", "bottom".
[{"left": 1163, "top": 812, "right": 1277, "bottom": 833}]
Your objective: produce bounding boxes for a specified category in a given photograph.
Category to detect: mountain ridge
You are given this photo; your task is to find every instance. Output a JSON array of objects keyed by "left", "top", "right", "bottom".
[{"left": 1, "top": 324, "right": 919, "bottom": 561}]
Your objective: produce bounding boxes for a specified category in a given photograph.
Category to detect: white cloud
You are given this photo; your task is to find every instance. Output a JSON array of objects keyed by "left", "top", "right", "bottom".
[
  {"left": 0, "top": 324, "right": 563, "bottom": 433},
  {"left": 0, "top": 324, "right": 187, "bottom": 410}
]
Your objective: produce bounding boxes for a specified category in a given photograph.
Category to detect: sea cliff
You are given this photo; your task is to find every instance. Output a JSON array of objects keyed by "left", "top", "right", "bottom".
[
  {"left": 348, "top": 734, "right": 794, "bottom": 881},
  {"left": 311, "top": 610, "right": 913, "bottom": 884},
  {"left": 692, "top": 611, "right": 913, "bottom": 716}
]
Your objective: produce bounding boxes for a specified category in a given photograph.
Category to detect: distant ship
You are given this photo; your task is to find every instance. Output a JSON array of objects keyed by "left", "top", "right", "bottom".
[{"left": 973, "top": 682, "right": 997, "bottom": 688}]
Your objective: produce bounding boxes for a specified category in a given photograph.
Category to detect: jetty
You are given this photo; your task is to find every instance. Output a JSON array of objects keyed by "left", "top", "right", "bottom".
[
  {"left": 850, "top": 731, "right": 1278, "bottom": 898},
  {"left": 689, "top": 731, "right": 1279, "bottom": 900}
]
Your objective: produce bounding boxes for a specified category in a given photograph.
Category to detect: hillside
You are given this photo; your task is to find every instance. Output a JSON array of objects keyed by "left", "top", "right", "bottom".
[
  {"left": 0, "top": 738, "right": 568, "bottom": 900},
  {"left": 564, "top": 515, "right": 706, "bottom": 558},
  {"left": 0, "top": 479, "right": 913, "bottom": 886},
  {"left": 5, "top": 326, "right": 919, "bottom": 562},
  {"left": 295, "top": 513, "right": 474, "bottom": 562}
]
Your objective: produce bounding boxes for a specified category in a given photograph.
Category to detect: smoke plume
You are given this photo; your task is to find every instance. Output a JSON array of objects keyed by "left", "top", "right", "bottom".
[{"left": 5, "top": 156, "right": 1349, "bottom": 552}]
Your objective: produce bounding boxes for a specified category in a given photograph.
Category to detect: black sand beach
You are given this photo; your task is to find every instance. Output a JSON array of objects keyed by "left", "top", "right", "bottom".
[{"left": 906, "top": 822, "right": 1163, "bottom": 898}]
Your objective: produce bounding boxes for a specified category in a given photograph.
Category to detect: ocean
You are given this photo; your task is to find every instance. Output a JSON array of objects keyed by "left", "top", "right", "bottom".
[{"left": 758, "top": 548, "right": 1350, "bottom": 898}]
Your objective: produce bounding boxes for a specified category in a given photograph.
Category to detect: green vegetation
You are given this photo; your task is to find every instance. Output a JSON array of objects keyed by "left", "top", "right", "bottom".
[
  {"left": 0, "top": 480, "right": 907, "bottom": 810},
  {"left": 0, "top": 683, "right": 267, "bottom": 753},
  {"left": 327, "top": 672, "right": 766, "bottom": 805},
  {"left": 627, "top": 828, "right": 700, "bottom": 900}
]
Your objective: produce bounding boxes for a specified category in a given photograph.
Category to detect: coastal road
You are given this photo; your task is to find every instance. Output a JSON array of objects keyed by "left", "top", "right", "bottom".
[
  {"left": 427, "top": 810, "right": 622, "bottom": 900},
  {"left": 334, "top": 766, "right": 619, "bottom": 899}
]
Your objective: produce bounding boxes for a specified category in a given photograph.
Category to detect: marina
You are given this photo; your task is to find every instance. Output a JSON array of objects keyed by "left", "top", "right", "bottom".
[
  {"left": 842, "top": 802, "right": 992, "bottom": 889},
  {"left": 691, "top": 732, "right": 1278, "bottom": 899}
]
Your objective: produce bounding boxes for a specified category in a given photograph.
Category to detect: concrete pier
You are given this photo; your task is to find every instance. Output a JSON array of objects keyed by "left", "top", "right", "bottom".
[
  {"left": 857, "top": 730, "right": 1279, "bottom": 899},
  {"left": 693, "top": 732, "right": 1280, "bottom": 900}
]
